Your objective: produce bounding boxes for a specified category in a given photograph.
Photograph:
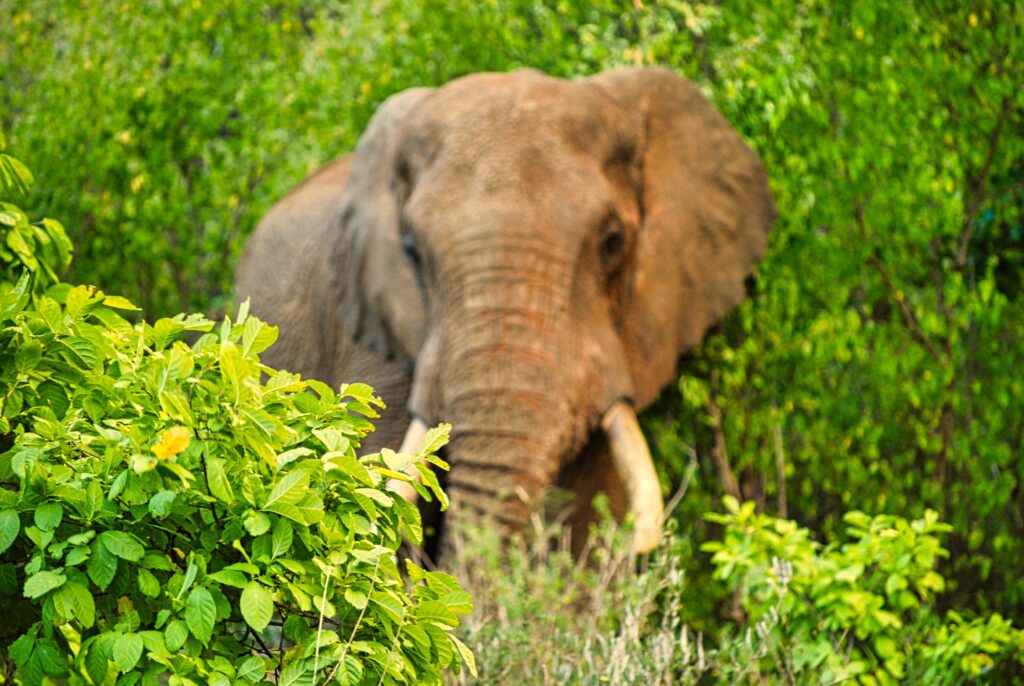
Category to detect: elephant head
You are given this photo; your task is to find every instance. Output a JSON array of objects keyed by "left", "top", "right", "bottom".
[{"left": 235, "top": 67, "right": 776, "bottom": 554}]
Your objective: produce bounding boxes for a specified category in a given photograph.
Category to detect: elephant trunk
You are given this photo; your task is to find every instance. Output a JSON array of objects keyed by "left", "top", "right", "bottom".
[{"left": 434, "top": 254, "right": 584, "bottom": 535}]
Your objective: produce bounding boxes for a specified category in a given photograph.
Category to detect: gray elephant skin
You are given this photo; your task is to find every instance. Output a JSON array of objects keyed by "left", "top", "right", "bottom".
[{"left": 235, "top": 67, "right": 776, "bottom": 555}]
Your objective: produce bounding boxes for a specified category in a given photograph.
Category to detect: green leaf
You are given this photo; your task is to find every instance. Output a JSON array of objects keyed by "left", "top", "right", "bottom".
[
  {"left": 244, "top": 511, "right": 271, "bottom": 536},
  {"left": 164, "top": 620, "right": 189, "bottom": 652},
  {"left": 83, "top": 640, "right": 109, "bottom": 685},
  {"left": 184, "top": 586, "right": 216, "bottom": 645},
  {"left": 262, "top": 469, "right": 309, "bottom": 511},
  {"left": 15, "top": 339, "right": 42, "bottom": 372},
  {"left": 236, "top": 656, "right": 265, "bottom": 682},
  {"left": 240, "top": 582, "right": 274, "bottom": 633},
  {"left": 449, "top": 634, "right": 478, "bottom": 678},
  {"left": 102, "top": 295, "right": 139, "bottom": 310},
  {"left": 137, "top": 568, "right": 161, "bottom": 598},
  {"left": 113, "top": 633, "right": 144, "bottom": 672},
  {"left": 153, "top": 318, "right": 185, "bottom": 350},
  {"left": 439, "top": 590, "right": 473, "bottom": 615},
  {"left": 1, "top": 272, "right": 30, "bottom": 320},
  {"left": 55, "top": 580, "right": 96, "bottom": 628},
  {"left": 419, "top": 423, "right": 451, "bottom": 455},
  {"left": 88, "top": 537, "right": 118, "bottom": 590},
  {"left": 65, "top": 546, "right": 89, "bottom": 566},
  {"left": 0, "top": 509, "right": 19, "bottom": 554},
  {"left": 206, "top": 458, "right": 234, "bottom": 503},
  {"left": 207, "top": 569, "right": 248, "bottom": 588},
  {"left": 24, "top": 570, "right": 67, "bottom": 598},
  {"left": 241, "top": 316, "right": 278, "bottom": 355},
  {"left": 148, "top": 490, "right": 175, "bottom": 517},
  {"left": 414, "top": 600, "right": 458, "bottom": 627},
  {"left": 34, "top": 502, "right": 63, "bottom": 532},
  {"left": 278, "top": 661, "right": 311, "bottom": 686},
  {"left": 354, "top": 487, "right": 393, "bottom": 507},
  {"left": 267, "top": 492, "right": 324, "bottom": 525},
  {"left": 271, "top": 517, "right": 293, "bottom": 559},
  {"left": 100, "top": 531, "right": 145, "bottom": 561}
]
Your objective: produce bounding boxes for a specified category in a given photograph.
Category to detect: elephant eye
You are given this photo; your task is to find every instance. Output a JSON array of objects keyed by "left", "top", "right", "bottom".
[
  {"left": 401, "top": 232, "right": 422, "bottom": 269},
  {"left": 599, "top": 218, "right": 626, "bottom": 265}
]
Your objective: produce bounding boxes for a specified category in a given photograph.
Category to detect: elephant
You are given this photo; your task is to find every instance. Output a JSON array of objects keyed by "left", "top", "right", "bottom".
[{"left": 235, "top": 67, "right": 776, "bottom": 556}]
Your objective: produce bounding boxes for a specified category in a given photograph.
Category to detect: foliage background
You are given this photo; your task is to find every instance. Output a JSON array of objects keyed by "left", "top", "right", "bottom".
[{"left": 2, "top": 0, "right": 1022, "bottom": 646}]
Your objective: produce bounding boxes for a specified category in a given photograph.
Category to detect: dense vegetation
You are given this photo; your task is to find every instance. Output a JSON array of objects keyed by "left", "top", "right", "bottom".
[
  {"left": 3, "top": 0, "right": 1023, "bottom": 682},
  {"left": 1, "top": 143, "right": 474, "bottom": 684}
]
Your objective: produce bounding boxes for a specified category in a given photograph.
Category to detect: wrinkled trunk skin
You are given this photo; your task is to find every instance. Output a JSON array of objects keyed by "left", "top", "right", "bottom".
[{"left": 430, "top": 257, "right": 593, "bottom": 545}]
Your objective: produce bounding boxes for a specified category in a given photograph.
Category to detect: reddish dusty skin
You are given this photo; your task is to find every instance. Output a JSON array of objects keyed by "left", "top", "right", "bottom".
[{"left": 236, "top": 68, "right": 775, "bottom": 554}]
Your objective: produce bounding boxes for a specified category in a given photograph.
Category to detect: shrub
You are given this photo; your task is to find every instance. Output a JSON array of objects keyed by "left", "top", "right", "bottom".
[
  {"left": 0, "top": 142, "right": 474, "bottom": 685},
  {"left": 447, "top": 497, "right": 1024, "bottom": 685},
  {"left": 704, "top": 497, "right": 1024, "bottom": 683}
]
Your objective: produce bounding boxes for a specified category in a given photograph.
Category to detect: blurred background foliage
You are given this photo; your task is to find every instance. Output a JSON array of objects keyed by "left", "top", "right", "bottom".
[{"left": 2, "top": 0, "right": 1022, "bottom": 631}]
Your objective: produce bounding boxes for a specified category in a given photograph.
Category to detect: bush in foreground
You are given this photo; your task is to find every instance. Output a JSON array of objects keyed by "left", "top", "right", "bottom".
[
  {"left": 447, "top": 496, "right": 1024, "bottom": 685},
  {"left": 0, "top": 139, "right": 474, "bottom": 684}
]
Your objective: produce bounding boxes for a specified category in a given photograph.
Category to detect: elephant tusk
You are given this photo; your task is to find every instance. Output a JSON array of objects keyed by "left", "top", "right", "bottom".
[
  {"left": 602, "top": 400, "right": 664, "bottom": 554},
  {"left": 388, "top": 417, "right": 429, "bottom": 505}
]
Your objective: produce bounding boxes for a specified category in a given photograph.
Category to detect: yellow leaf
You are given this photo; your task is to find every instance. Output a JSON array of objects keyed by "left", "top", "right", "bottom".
[{"left": 153, "top": 426, "right": 191, "bottom": 460}]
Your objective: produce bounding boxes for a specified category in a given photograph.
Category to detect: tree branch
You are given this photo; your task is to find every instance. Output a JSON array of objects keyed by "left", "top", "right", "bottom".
[
  {"left": 955, "top": 94, "right": 1012, "bottom": 270},
  {"left": 708, "top": 372, "right": 741, "bottom": 501}
]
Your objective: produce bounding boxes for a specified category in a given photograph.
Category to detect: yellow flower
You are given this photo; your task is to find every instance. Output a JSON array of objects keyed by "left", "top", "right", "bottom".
[
  {"left": 968, "top": 13, "right": 977, "bottom": 27},
  {"left": 153, "top": 426, "right": 191, "bottom": 460},
  {"left": 854, "top": 26, "right": 864, "bottom": 41}
]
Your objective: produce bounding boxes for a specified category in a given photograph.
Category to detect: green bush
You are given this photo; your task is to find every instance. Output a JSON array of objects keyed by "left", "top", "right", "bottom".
[
  {"left": 704, "top": 497, "right": 1024, "bottom": 683},
  {"left": 1, "top": 144, "right": 474, "bottom": 684},
  {"left": 446, "top": 499, "right": 1024, "bottom": 685},
  {"left": 3, "top": 0, "right": 1022, "bottom": 635}
]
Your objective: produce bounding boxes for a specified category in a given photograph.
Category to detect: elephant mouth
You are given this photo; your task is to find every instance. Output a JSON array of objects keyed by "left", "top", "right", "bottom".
[{"left": 393, "top": 401, "right": 664, "bottom": 556}]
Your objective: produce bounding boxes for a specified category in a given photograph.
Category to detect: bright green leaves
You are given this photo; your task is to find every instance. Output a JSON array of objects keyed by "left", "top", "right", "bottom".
[
  {"left": 53, "top": 578, "right": 96, "bottom": 628},
  {"left": 702, "top": 500, "right": 1024, "bottom": 681},
  {"left": 184, "top": 586, "right": 216, "bottom": 645},
  {"left": 112, "top": 633, "right": 144, "bottom": 673},
  {"left": 262, "top": 468, "right": 324, "bottom": 525},
  {"left": 164, "top": 620, "right": 189, "bottom": 652},
  {"left": 98, "top": 531, "right": 145, "bottom": 561},
  {"left": 205, "top": 458, "right": 234, "bottom": 503},
  {"left": 0, "top": 152, "right": 467, "bottom": 684},
  {"left": 240, "top": 582, "right": 274, "bottom": 632},
  {"left": 33, "top": 502, "right": 62, "bottom": 531},
  {"left": 23, "top": 570, "right": 66, "bottom": 598}
]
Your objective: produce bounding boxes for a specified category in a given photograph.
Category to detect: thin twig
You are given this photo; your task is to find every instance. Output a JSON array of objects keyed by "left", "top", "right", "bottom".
[
  {"left": 708, "top": 372, "right": 741, "bottom": 501},
  {"left": 771, "top": 409, "right": 788, "bottom": 520},
  {"left": 326, "top": 556, "right": 382, "bottom": 684},
  {"left": 311, "top": 573, "right": 332, "bottom": 682},
  {"left": 867, "top": 250, "right": 944, "bottom": 365}
]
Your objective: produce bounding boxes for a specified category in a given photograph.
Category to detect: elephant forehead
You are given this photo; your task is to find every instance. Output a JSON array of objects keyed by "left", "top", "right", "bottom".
[{"left": 405, "top": 72, "right": 632, "bottom": 173}]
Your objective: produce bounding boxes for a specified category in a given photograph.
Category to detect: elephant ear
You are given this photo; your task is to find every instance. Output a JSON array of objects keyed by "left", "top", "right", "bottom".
[
  {"left": 588, "top": 67, "right": 777, "bottom": 408},
  {"left": 334, "top": 87, "right": 434, "bottom": 366}
]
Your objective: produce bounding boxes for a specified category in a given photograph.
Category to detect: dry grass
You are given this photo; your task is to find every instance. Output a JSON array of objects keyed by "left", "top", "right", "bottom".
[{"left": 442, "top": 500, "right": 716, "bottom": 686}]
